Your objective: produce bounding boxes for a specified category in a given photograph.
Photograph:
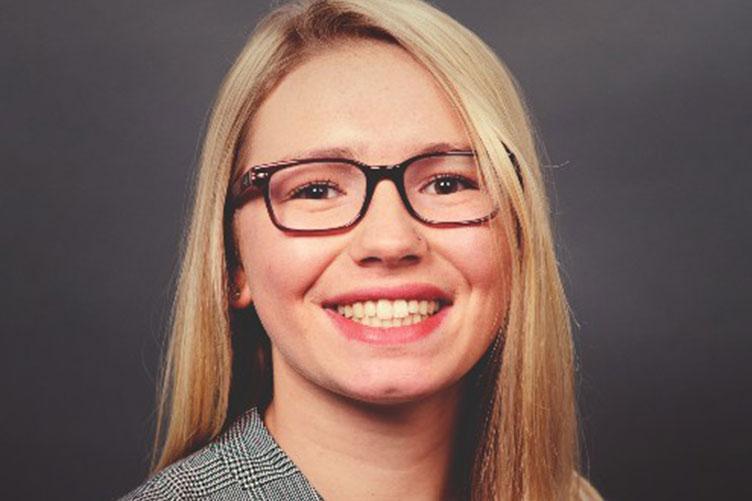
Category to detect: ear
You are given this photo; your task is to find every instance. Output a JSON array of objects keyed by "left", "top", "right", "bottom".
[{"left": 229, "top": 265, "right": 253, "bottom": 309}]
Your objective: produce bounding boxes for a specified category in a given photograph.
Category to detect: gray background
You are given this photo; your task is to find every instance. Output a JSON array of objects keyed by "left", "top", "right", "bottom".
[{"left": 2, "top": 1, "right": 750, "bottom": 499}]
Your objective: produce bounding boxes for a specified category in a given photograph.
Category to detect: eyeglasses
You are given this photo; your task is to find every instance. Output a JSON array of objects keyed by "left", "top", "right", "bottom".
[{"left": 228, "top": 150, "right": 507, "bottom": 233}]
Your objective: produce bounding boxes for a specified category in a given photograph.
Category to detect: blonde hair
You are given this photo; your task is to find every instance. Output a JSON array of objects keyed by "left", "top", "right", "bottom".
[{"left": 152, "top": 1, "right": 593, "bottom": 499}]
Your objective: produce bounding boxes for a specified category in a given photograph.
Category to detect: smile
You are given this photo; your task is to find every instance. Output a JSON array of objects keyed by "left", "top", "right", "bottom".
[
  {"left": 331, "top": 298, "right": 445, "bottom": 328},
  {"left": 321, "top": 284, "right": 453, "bottom": 343}
]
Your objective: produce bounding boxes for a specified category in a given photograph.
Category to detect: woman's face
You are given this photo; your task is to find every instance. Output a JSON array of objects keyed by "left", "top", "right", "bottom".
[{"left": 232, "top": 40, "right": 511, "bottom": 404}]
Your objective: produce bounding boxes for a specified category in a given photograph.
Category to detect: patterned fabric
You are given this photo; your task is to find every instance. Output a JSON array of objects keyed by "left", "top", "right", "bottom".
[{"left": 118, "top": 408, "right": 323, "bottom": 501}]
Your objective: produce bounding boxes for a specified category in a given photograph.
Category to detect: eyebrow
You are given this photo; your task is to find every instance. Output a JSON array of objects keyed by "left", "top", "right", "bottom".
[{"left": 286, "top": 141, "right": 471, "bottom": 162}]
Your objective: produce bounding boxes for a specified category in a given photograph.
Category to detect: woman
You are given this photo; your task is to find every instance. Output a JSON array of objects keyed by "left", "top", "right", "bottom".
[{"left": 121, "top": 0, "right": 601, "bottom": 499}]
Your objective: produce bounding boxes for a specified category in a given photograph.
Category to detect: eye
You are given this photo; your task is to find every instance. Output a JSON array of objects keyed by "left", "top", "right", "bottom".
[
  {"left": 287, "top": 179, "right": 345, "bottom": 200},
  {"left": 421, "top": 174, "right": 478, "bottom": 195}
]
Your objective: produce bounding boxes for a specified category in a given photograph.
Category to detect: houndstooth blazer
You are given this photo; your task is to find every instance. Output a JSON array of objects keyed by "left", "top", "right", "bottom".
[{"left": 118, "top": 408, "right": 323, "bottom": 500}]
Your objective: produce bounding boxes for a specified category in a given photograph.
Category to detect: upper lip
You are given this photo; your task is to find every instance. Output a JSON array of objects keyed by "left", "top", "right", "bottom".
[{"left": 321, "top": 283, "right": 453, "bottom": 308}]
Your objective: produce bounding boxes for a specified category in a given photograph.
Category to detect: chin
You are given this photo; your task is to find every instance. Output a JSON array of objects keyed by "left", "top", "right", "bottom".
[{"left": 332, "top": 369, "right": 452, "bottom": 407}]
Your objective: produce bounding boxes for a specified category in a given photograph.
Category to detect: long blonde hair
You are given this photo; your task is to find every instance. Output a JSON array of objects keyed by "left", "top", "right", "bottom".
[{"left": 152, "top": 1, "right": 587, "bottom": 499}]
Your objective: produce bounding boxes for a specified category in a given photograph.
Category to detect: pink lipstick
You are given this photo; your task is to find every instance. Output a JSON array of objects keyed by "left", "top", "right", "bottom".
[{"left": 324, "top": 306, "right": 450, "bottom": 345}]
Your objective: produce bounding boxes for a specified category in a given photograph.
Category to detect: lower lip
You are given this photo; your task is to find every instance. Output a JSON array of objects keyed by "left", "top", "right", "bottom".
[{"left": 324, "top": 306, "right": 450, "bottom": 345}]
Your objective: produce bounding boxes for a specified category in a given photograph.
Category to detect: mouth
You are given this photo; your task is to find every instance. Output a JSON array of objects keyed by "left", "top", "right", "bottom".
[{"left": 324, "top": 298, "right": 450, "bottom": 328}]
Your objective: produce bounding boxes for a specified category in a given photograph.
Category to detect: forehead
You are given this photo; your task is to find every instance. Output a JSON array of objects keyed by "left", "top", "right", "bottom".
[{"left": 243, "top": 40, "right": 469, "bottom": 165}]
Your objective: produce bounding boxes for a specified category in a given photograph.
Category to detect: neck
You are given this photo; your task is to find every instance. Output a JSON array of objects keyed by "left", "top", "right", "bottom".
[{"left": 263, "top": 353, "right": 466, "bottom": 501}]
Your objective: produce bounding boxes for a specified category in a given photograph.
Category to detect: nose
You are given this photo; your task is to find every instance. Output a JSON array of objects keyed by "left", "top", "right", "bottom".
[{"left": 347, "top": 179, "right": 427, "bottom": 267}]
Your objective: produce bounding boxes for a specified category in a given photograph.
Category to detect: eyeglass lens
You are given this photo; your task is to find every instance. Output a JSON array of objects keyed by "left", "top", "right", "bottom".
[{"left": 267, "top": 155, "right": 495, "bottom": 230}]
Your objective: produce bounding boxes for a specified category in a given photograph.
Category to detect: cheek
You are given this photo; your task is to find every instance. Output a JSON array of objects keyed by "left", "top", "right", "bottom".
[
  {"left": 236, "top": 207, "right": 340, "bottom": 302},
  {"left": 440, "top": 225, "right": 508, "bottom": 293}
]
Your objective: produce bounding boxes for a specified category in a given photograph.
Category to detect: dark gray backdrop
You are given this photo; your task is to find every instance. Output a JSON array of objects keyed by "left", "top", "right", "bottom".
[{"left": 2, "top": 1, "right": 750, "bottom": 500}]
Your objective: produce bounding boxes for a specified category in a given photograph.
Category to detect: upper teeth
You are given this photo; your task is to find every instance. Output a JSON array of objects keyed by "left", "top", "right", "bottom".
[{"left": 336, "top": 299, "right": 440, "bottom": 320}]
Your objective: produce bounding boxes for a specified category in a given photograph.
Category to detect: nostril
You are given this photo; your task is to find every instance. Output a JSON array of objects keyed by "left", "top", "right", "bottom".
[
  {"left": 358, "top": 253, "right": 420, "bottom": 267},
  {"left": 400, "top": 255, "right": 421, "bottom": 264}
]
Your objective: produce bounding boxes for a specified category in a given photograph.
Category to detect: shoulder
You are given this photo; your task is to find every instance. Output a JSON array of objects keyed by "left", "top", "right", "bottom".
[
  {"left": 117, "top": 443, "right": 231, "bottom": 501},
  {"left": 117, "top": 408, "right": 320, "bottom": 501},
  {"left": 571, "top": 473, "right": 604, "bottom": 501},
  {"left": 117, "top": 422, "right": 244, "bottom": 501}
]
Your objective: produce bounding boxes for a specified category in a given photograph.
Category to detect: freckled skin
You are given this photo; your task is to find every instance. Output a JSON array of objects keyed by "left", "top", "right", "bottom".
[{"left": 232, "top": 40, "right": 511, "bottom": 405}]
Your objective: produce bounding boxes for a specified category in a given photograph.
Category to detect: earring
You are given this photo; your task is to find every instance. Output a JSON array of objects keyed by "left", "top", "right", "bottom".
[{"left": 231, "top": 288, "right": 241, "bottom": 299}]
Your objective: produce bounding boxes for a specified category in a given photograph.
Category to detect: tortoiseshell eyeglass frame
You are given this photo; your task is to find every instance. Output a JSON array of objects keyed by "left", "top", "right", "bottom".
[{"left": 227, "top": 147, "right": 520, "bottom": 234}]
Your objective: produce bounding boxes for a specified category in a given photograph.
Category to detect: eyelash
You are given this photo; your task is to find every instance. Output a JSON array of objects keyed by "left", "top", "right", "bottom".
[
  {"left": 421, "top": 173, "right": 479, "bottom": 192},
  {"left": 287, "top": 178, "right": 343, "bottom": 199}
]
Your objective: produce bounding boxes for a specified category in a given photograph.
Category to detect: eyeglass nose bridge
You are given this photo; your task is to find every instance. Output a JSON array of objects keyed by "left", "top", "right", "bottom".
[
  {"left": 356, "top": 160, "right": 423, "bottom": 225},
  {"left": 362, "top": 162, "right": 408, "bottom": 190},
  {"left": 365, "top": 161, "right": 406, "bottom": 174}
]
